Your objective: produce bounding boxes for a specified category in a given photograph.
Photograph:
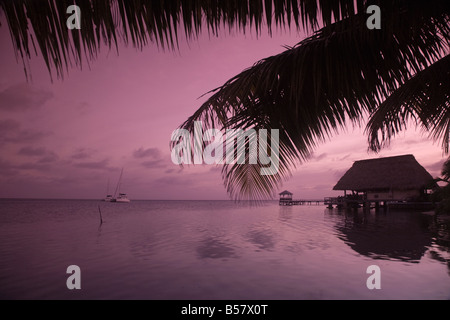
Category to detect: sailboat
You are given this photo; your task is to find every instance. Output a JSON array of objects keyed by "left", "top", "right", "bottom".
[
  {"left": 103, "top": 178, "right": 114, "bottom": 202},
  {"left": 111, "top": 168, "right": 131, "bottom": 203},
  {"left": 115, "top": 193, "right": 130, "bottom": 203}
]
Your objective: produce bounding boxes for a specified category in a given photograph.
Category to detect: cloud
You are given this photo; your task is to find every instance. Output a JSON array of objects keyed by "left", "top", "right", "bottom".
[
  {"left": 426, "top": 159, "right": 446, "bottom": 178},
  {"left": 0, "top": 83, "right": 53, "bottom": 112},
  {"left": 71, "top": 148, "right": 94, "bottom": 160},
  {"left": 133, "top": 147, "right": 168, "bottom": 169},
  {"left": 311, "top": 152, "right": 328, "bottom": 161},
  {"left": 15, "top": 162, "right": 52, "bottom": 171},
  {"left": 313, "top": 184, "right": 333, "bottom": 191},
  {"left": 333, "top": 169, "right": 347, "bottom": 179},
  {"left": 18, "top": 146, "right": 47, "bottom": 156},
  {"left": 48, "top": 176, "right": 78, "bottom": 185},
  {"left": 155, "top": 175, "right": 195, "bottom": 186},
  {"left": 74, "top": 159, "right": 110, "bottom": 170},
  {"left": 141, "top": 159, "right": 166, "bottom": 169},
  {"left": 37, "top": 153, "right": 59, "bottom": 163},
  {"left": 0, "top": 159, "right": 19, "bottom": 177},
  {"left": 133, "top": 147, "right": 161, "bottom": 159},
  {"left": 76, "top": 101, "right": 91, "bottom": 116},
  {"left": 0, "top": 119, "right": 20, "bottom": 134},
  {"left": 0, "top": 119, "right": 51, "bottom": 144},
  {"left": 11, "top": 129, "right": 50, "bottom": 143},
  {"left": 403, "top": 137, "right": 429, "bottom": 145},
  {"left": 0, "top": 157, "right": 53, "bottom": 175},
  {"left": 17, "top": 146, "right": 59, "bottom": 164},
  {"left": 428, "top": 160, "right": 446, "bottom": 173},
  {"left": 337, "top": 154, "right": 351, "bottom": 161}
]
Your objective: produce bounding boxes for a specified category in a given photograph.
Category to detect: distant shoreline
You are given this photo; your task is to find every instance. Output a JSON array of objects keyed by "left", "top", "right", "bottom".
[{"left": 0, "top": 198, "right": 295, "bottom": 202}]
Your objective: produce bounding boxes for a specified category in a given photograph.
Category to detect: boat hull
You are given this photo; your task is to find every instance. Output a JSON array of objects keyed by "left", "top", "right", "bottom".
[{"left": 115, "top": 198, "right": 130, "bottom": 203}]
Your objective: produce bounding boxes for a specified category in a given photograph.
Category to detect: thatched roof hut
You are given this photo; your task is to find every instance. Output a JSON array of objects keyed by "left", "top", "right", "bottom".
[
  {"left": 333, "top": 155, "right": 434, "bottom": 201},
  {"left": 279, "top": 190, "right": 293, "bottom": 201},
  {"left": 279, "top": 190, "right": 293, "bottom": 196}
]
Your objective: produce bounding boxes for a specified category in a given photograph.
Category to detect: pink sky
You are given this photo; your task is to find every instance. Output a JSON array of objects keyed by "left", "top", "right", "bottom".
[{"left": 0, "top": 20, "right": 447, "bottom": 200}]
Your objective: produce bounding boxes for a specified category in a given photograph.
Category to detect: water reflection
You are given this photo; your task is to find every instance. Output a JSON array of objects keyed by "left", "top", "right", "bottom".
[
  {"left": 129, "top": 237, "right": 155, "bottom": 261},
  {"left": 246, "top": 228, "right": 276, "bottom": 251},
  {"left": 428, "top": 217, "right": 450, "bottom": 276},
  {"left": 277, "top": 206, "right": 293, "bottom": 222},
  {"left": 329, "top": 209, "right": 434, "bottom": 262},
  {"left": 196, "top": 236, "right": 238, "bottom": 260}
]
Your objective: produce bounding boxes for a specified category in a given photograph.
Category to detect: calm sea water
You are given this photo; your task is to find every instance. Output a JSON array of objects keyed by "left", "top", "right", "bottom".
[{"left": 0, "top": 199, "right": 449, "bottom": 300}]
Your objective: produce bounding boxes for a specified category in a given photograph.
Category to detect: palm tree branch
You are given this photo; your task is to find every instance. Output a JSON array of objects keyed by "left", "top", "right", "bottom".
[
  {"left": 170, "top": 1, "right": 449, "bottom": 200},
  {"left": 0, "top": 0, "right": 374, "bottom": 79},
  {"left": 366, "top": 54, "right": 450, "bottom": 153}
]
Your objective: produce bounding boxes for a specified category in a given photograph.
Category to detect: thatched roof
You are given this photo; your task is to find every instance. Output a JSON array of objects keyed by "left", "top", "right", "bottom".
[
  {"left": 279, "top": 190, "right": 293, "bottom": 195},
  {"left": 333, "top": 155, "right": 434, "bottom": 191}
]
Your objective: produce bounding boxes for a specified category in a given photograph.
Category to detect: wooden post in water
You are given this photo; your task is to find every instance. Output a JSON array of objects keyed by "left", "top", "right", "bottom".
[{"left": 98, "top": 205, "right": 103, "bottom": 225}]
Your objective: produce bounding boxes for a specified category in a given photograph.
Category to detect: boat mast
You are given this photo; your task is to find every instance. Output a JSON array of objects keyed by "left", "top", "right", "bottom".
[
  {"left": 113, "top": 168, "right": 124, "bottom": 198},
  {"left": 106, "top": 178, "right": 110, "bottom": 195}
]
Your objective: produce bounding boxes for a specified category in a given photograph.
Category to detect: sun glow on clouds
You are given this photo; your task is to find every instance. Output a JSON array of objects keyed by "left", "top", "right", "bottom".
[{"left": 0, "top": 21, "right": 446, "bottom": 200}]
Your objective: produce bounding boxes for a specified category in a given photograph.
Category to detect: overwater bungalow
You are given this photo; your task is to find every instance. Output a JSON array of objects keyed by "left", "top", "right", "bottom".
[{"left": 326, "top": 155, "right": 435, "bottom": 209}]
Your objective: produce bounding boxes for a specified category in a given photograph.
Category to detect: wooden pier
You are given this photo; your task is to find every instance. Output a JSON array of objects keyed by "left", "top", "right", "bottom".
[
  {"left": 324, "top": 195, "right": 369, "bottom": 209},
  {"left": 324, "top": 196, "right": 435, "bottom": 211},
  {"left": 279, "top": 199, "right": 322, "bottom": 206},
  {"left": 279, "top": 190, "right": 322, "bottom": 206},
  {"left": 324, "top": 197, "right": 345, "bottom": 208}
]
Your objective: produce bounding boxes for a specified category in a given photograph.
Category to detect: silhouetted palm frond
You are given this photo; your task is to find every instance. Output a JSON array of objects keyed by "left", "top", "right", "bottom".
[
  {"left": 0, "top": 0, "right": 360, "bottom": 79},
  {"left": 367, "top": 54, "right": 450, "bottom": 154},
  {"left": 172, "top": 0, "right": 449, "bottom": 200}
]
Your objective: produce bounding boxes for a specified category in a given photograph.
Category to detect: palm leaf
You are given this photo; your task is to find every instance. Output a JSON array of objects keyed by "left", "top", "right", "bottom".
[
  {"left": 0, "top": 0, "right": 363, "bottom": 79},
  {"left": 172, "top": 0, "right": 449, "bottom": 200},
  {"left": 367, "top": 54, "right": 450, "bottom": 154},
  {"left": 442, "top": 158, "right": 450, "bottom": 182}
]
